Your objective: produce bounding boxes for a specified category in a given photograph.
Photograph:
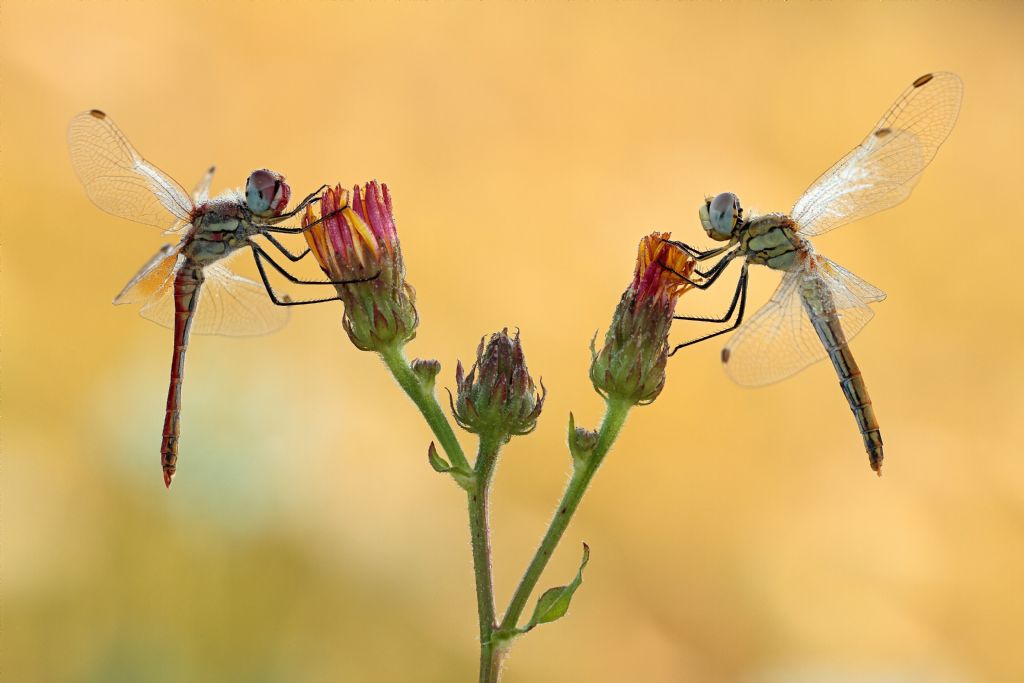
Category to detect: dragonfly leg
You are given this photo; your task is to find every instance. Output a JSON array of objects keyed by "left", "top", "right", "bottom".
[
  {"left": 693, "top": 251, "right": 739, "bottom": 285},
  {"left": 261, "top": 232, "right": 311, "bottom": 262},
  {"left": 251, "top": 247, "right": 343, "bottom": 307},
  {"left": 258, "top": 205, "right": 347, "bottom": 235},
  {"left": 674, "top": 260, "right": 747, "bottom": 323},
  {"left": 267, "top": 184, "right": 330, "bottom": 222},
  {"left": 665, "top": 239, "right": 733, "bottom": 262},
  {"left": 668, "top": 262, "right": 749, "bottom": 355},
  {"left": 659, "top": 250, "right": 739, "bottom": 290},
  {"left": 250, "top": 243, "right": 379, "bottom": 286}
]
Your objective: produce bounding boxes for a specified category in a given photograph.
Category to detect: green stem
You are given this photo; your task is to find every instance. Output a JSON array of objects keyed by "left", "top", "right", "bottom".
[
  {"left": 496, "top": 396, "right": 632, "bottom": 634},
  {"left": 471, "top": 434, "right": 502, "bottom": 683},
  {"left": 378, "top": 344, "right": 472, "bottom": 474}
]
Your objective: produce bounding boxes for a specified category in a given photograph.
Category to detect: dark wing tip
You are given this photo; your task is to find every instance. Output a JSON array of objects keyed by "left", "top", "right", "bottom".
[
  {"left": 88, "top": 109, "right": 107, "bottom": 119},
  {"left": 721, "top": 348, "right": 731, "bottom": 363},
  {"left": 874, "top": 127, "right": 892, "bottom": 138},
  {"left": 912, "top": 73, "right": 934, "bottom": 88}
]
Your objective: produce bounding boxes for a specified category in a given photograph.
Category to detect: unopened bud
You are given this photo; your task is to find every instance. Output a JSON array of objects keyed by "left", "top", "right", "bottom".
[
  {"left": 590, "top": 233, "right": 695, "bottom": 405},
  {"left": 567, "top": 412, "right": 600, "bottom": 465},
  {"left": 411, "top": 358, "right": 441, "bottom": 391},
  {"left": 450, "top": 329, "right": 546, "bottom": 441}
]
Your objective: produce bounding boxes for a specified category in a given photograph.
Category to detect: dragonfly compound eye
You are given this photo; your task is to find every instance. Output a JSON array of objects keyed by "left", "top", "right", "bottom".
[
  {"left": 701, "top": 192, "right": 741, "bottom": 241},
  {"left": 245, "top": 169, "right": 291, "bottom": 217}
]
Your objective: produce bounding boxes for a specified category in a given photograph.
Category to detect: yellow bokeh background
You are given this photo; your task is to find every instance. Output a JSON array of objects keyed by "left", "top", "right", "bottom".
[{"left": 4, "top": 2, "right": 1024, "bottom": 681}]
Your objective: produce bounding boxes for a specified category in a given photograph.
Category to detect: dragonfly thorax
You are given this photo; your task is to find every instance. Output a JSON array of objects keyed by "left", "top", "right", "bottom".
[
  {"left": 184, "top": 199, "right": 255, "bottom": 265},
  {"left": 739, "top": 213, "right": 804, "bottom": 272}
]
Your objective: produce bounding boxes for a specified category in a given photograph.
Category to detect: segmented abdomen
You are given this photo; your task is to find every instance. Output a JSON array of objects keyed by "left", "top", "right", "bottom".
[
  {"left": 803, "top": 290, "right": 885, "bottom": 473},
  {"left": 160, "top": 264, "right": 204, "bottom": 487}
]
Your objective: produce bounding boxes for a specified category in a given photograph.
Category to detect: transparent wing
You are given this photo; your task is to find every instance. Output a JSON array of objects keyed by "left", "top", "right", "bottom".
[
  {"left": 791, "top": 72, "right": 963, "bottom": 237},
  {"left": 163, "top": 167, "right": 218, "bottom": 236},
  {"left": 138, "top": 260, "right": 290, "bottom": 337},
  {"left": 68, "top": 110, "right": 193, "bottom": 228},
  {"left": 113, "top": 244, "right": 183, "bottom": 305},
  {"left": 191, "top": 166, "right": 216, "bottom": 204},
  {"left": 722, "top": 257, "right": 884, "bottom": 387},
  {"left": 817, "top": 256, "right": 887, "bottom": 307}
]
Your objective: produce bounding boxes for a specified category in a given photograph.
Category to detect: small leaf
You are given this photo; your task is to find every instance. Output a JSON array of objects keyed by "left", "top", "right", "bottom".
[
  {"left": 522, "top": 543, "right": 590, "bottom": 632},
  {"left": 427, "top": 442, "right": 452, "bottom": 472}
]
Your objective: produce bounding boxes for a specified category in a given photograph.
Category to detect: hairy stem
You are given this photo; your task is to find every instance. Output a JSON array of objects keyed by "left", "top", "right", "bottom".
[
  {"left": 378, "top": 345, "right": 472, "bottom": 474},
  {"left": 378, "top": 344, "right": 504, "bottom": 680},
  {"left": 379, "top": 344, "right": 633, "bottom": 680},
  {"left": 471, "top": 434, "right": 502, "bottom": 683},
  {"left": 496, "top": 396, "right": 632, "bottom": 637}
]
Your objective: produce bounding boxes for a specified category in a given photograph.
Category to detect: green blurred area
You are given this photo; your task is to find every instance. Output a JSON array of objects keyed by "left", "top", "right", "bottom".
[{"left": 3, "top": 1, "right": 1024, "bottom": 681}]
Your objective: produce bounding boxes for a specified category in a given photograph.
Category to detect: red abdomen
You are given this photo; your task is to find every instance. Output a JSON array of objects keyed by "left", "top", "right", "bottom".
[{"left": 160, "top": 265, "right": 204, "bottom": 487}]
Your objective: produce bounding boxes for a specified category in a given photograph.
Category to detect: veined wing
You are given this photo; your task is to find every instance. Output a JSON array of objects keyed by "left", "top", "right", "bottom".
[
  {"left": 69, "top": 110, "right": 193, "bottom": 229},
  {"left": 160, "top": 166, "right": 218, "bottom": 235},
  {"left": 791, "top": 72, "right": 963, "bottom": 237},
  {"left": 113, "top": 244, "right": 183, "bottom": 305},
  {"left": 139, "top": 261, "right": 289, "bottom": 337},
  {"left": 722, "top": 256, "right": 885, "bottom": 387},
  {"left": 163, "top": 167, "right": 218, "bottom": 235}
]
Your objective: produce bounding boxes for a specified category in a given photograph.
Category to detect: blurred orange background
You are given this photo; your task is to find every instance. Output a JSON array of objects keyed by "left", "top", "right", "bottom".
[{"left": 4, "top": 2, "right": 1024, "bottom": 681}]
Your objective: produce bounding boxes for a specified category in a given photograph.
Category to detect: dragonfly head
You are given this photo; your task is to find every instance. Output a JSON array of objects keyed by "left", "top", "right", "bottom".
[
  {"left": 700, "top": 192, "right": 742, "bottom": 241},
  {"left": 245, "top": 169, "right": 292, "bottom": 218}
]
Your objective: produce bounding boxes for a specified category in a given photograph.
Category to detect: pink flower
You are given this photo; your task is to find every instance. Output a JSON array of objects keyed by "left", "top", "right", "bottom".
[{"left": 304, "top": 182, "right": 418, "bottom": 351}]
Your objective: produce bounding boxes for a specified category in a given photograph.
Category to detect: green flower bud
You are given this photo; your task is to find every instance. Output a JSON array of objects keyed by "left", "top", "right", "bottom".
[
  {"left": 590, "top": 233, "right": 695, "bottom": 405},
  {"left": 411, "top": 358, "right": 441, "bottom": 391},
  {"left": 567, "top": 412, "right": 599, "bottom": 466},
  {"left": 450, "top": 329, "right": 546, "bottom": 441}
]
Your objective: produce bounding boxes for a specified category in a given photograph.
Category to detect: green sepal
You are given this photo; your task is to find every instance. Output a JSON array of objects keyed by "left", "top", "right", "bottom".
[{"left": 520, "top": 543, "right": 591, "bottom": 632}]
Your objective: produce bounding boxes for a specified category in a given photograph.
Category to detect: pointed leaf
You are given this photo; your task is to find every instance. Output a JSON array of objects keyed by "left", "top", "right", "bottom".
[
  {"left": 523, "top": 543, "right": 590, "bottom": 632},
  {"left": 427, "top": 441, "right": 452, "bottom": 473}
]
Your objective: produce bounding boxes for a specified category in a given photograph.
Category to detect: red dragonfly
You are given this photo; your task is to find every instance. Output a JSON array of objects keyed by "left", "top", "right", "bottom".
[{"left": 69, "top": 110, "right": 372, "bottom": 488}]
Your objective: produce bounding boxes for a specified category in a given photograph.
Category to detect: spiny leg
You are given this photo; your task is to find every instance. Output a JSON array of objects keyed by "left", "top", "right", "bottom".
[
  {"left": 252, "top": 247, "right": 342, "bottom": 307},
  {"left": 251, "top": 243, "right": 378, "bottom": 286},
  {"left": 266, "top": 184, "right": 330, "bottom": 222},
  {"left": 692, "top": 251, "right": 739, "bottom": 287},
  {"left": 261, "top": 232, "right": 310, "bottom": 262},
  {"left": 259, "top": 205, "right": 349, "bottom": 235},
  {"left": 666, "top": 239, "right": 734, "bottom": 262},
  {"left": 668, "top": 262, "right": 749, "bottom": 355},
  {"left": 674, "top": 260, "right": 747, "bottom": 323},
  {"left": 690, "top": 248, "right": 742, "bottom": 280},
  {"left": 660, "top": 249, "right": 739, "bottom": 290}
]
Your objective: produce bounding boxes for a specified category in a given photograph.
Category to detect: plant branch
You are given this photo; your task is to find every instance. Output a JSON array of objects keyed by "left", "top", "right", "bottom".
[
  {"left": 379, "top": 344, "right": 472, "bottom": 474},
  {"left": 471, "top": 433, "right": 502, "bottom": 683},
  {"left": 496, "top": 396, "right": 632, "bottom": 635}
]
